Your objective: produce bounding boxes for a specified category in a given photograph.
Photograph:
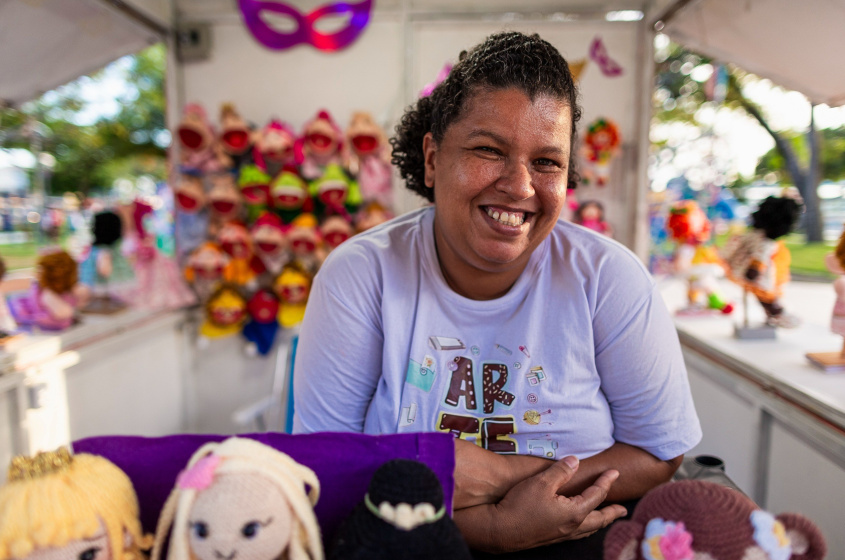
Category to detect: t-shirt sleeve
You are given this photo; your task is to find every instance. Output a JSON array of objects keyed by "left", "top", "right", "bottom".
[
  {"left": 592, "top": 254, "right": 702, "bottom": 461},
  {"left": 292, "top": 246, "right": 385, "bottom": 434}
]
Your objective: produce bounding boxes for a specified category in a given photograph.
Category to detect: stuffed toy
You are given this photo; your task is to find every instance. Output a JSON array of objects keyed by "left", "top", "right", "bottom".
[
  {"left": 581, "top": 117, "right": 621, "bottom": 187},
  {"left": 666, "top": 200, "right": 733, "bottom": 315},
  {"left": 253, "top": 119, "right": 297, "bottom": 177},
  {"left": 275, "top": 263, "right": 312, "bottom": 329},
  {"left": 344, "top": 111, "right": 393, "bottom": 208},
  {"left": 78, "top": 211, "right": 134, "bottom": 314},
  {"left": 354, "top": 201, "right": 393, "bottom": 234},
  {"left": 0, "top": 256, "right": 19, "bottom": 342},
  {"left": 207, "top": 172, "right": 243, "bottom": 237},
  {"left": 287, "top": 214, "right": 325, "bottom": 274},
  {"left": 242, "top": 288, "right": 281, "bottom": 356},
  {"left": 173, "top": 172, "right": 210, "bottom": 262},
  {"left": 174, "top": 172, "right": 207, "bottom": 215},
  {"left": 0, "top": 447, "right": 153, "bottom": 560},
  {"left": 184, "top": 242, "right": 230, "bottom": 303},
  {"left": 199, "top": 284, "right": 249, "bottom": 338},
  {"left": 806, "top": 227, "right": 845, "bottom": 369},
  {"left": 319, "top": 208, "right": 353, "bottom": 252},
  {"left": 217, "top": 221, "right": 257, "bottom": 289},
  {"left": 238, "top": 163, "right": 272, "bottom": 215},
  {"left": 9, "top": 249, "right": 83, "bottom": 331},
  {"left": 603, "top": 480, "right": 826, "bottom": 560},
  {"left": 722, "top": 196, "right": 802, "bottom": 328},
  {"left": 126, "top": 199, "right": 196, "bottom": 311},
  {"left": 250, "top": 211, "right": 290, "bottom": 281},
  {"left": 271, "top": 165, "right": 313, "bottom": 224},
  {"left": 151, "top": 437, "right": 323, "bottom": 560},
  {"left": 298, "top": 110, "right": 343, "bottom": 181},
  {"left": 216, "top": 103, "right": 254, "bottom": 169},
  {"left": 176, "top": 103, "right": 221, "bottom": 175},
  {"left": 329, "top": 459, "right": 471, "bottom": 560},
  {"left": 309, "top": 164, "right": 362, "bottom": 217},
  {"left": 573, "top": 200, "right": 613, "bottom": 237}
]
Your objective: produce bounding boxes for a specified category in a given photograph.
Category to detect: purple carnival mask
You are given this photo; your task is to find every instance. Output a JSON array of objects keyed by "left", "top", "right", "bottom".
[{"left": 238, "top": 0, "right": 373, "bottom": 52}]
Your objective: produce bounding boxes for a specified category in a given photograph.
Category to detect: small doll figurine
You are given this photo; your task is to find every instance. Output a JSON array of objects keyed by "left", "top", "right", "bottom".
[
  {"left": 9, "top": 250, "right": 83, "bottom": 331},
  {"left": 275, "top": 263, "right": 312, "bottom": 329},
  {"left": 0, "top": 256, "right": 19, "bottom": 342},
  {"left": 199, "top": 284, "right": 249, "bottom": 338},
  {"left": 173, "top": 171, "right": 211, "bottom": 262},
  {"left": 666, "top": 200, "right": 733, "bottom": 315},
  {"left": 217, "top": 222, "right": 257, "bottom": 289},
  {"left": 573, "top": 200, "right": 612, "bottom": 237},
  {"left": 603, "top": 480, "right": 826, "bottom": 560},
  {"left": 242, "top": 289, "right": 281, "bottom": 356},
  {"left": 253, "top": 119, "right": 297, "bottom": 177},
  {"left": 329, "top": 459, "right": 471, "bottom": 560},
  {"left": 309, "top": 164, "right": 362, "bottom": 216},
  {"left": 78, "top": 211, "right": 133, "bottom": 314},
  {"left": 298, "top": 110, "right": 343, "bottom": 181},
  {"left": 174, "top": 172, "right": 207, "bottom": 214},
  {"left": 287, "top": 214, "right": 325, "bottom": 274},
  {"left": 151, "top": 437, "right": 323, "bottom": 560},
  {"left": 0, "top": 447, "right": 154, "bottom": 560},
  {"left": 344, "top": 111, "right": 393, "bottom": 208},
  {"left": 722, "top": 195, "right": 802, "bottom": 331},
  {"left": 207, "top": 172, "right": 243, "bottom": 222},
  {"left": 270, "top": 166, "right": 313, "bottom": 224},
  {"left": 806, "top": 226, "right": 845, "bottom": 370},
  {"left": 250, "top": 212, "right": 290, "bottom": 281},
  {"left": 580, "top": 117, "right": 621, "bottom": 187},
  {"left": 184, "top": 242, "right": 230, "bottom": 303},
  {"left": 319, "top": 208, "right": 353, "bottom": 253},
  {"left": 238, "top": 163, "right": 272, "bottom": 213},
  {"left": 176, "top": 103, "right": 221, "bottom": 174},
  {"left": 216, "top": 103, "right": 254, "bottom": 169},
  {"left": 354, "top": 201, "right": 393, "bottom": 234}
]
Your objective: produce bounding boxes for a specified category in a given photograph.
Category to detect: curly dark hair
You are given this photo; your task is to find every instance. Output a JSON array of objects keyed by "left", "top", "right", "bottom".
[{"left": 391, "top": 31, "right": 582, "bottom": 202}]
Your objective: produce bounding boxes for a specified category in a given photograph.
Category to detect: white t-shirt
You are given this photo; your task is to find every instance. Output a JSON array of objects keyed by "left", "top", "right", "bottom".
[{"left": 293, "top": 207, "right": 701, "bottom": 461}]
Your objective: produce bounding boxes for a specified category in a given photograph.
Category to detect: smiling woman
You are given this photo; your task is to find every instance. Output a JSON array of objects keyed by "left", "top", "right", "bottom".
[{"left": 293, "top": 31, "right": 702, "bottom": 557}]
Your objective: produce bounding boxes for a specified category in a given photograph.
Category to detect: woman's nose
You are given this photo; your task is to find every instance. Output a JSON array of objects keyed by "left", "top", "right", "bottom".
[{"left": 496, "top": 160, "right": 534, "bottom": 200}]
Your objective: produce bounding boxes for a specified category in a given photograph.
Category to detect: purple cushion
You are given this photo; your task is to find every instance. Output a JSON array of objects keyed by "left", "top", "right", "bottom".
[{"left": 73, "top": 431, "right": 455, "bottom": 543}]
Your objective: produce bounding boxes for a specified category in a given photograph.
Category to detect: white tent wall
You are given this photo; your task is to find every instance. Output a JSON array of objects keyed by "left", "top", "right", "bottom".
[{"left": 169, "top": 2, "right": 656, "bottom": 255}]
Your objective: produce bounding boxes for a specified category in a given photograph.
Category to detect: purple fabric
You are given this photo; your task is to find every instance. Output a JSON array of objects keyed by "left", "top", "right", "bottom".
[{"left": 73, "top": 431, "right": 455, "bottom": 543}]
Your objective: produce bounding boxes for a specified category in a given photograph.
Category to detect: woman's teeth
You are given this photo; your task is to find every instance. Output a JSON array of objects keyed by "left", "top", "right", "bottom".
[{"left": 486, "top": 207, "right": 525, "bottom": 226}]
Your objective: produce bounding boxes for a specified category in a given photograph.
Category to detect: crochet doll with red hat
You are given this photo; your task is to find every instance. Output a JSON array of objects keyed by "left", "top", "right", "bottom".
[
  {"left": 298, "top": 110, "right": 344, "bottom": 180},
  {"left": 320, "top": 206, "right": 354, "bottom": 253},
  {"left": 242, "top": 288, "right": 281, "bottom": 356},
  {"left": 253, "top": 118, "right": 297, "bottom": 177},
  {"left": 344, "top": 111, "right": 393, "bottom": 208},
  {"left": 271, "top": 165, "right": 314, "bottom": 224},
  {"left": 250, "top": 211, "right": 290, "bottom": 281},
  {"left": 603, "top": 480, "right": 826, "bottom": 560}
]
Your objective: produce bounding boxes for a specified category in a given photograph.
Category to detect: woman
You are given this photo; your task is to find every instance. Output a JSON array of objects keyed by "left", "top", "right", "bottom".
[{"left": 293, "top": 32, "right": 701, "bottom": 554}]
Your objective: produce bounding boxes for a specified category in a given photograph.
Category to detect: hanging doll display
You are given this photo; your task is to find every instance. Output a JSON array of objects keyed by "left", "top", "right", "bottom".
[
  {"left": 806, "top": 226, "right": 845, "bottom": 371},
  {"left": 330, "top": 459, "right": 471, "bottom": 560},
  {"left": 78, "top": 211, "right": 133, "bottom": 314},
  {"left": 184, "top": 242, "right": 230, "bottom": 303},
  {"left": 199, "top": 284, "right": 249, "bottom": 339},
  {"left": 275, "top": 263, "right": 312, "bottom": 329},
  {"left": 216, "top": 103, "right": 254, "bottom": 170},
  {"left": 242, "top": 288, "right": 281, "bottom": 356},
  {"left": 580, "top": 117, "right": 621, "bottom": 187},
  {"left": 573, "top": 200, "right": 613, "bottom": 237},
  {"left": 0, "top": 447, "right": 154, "bottom": 560},
  {"left": 250, "top": 211, "right": 290, "bottom": 282},
  {"left": 603, "top": 479, "right": 826, "bottom": 560},
  {"left": 151, "top": 437, "right": 323, "bottom": 560},
  {"left": 344, "top": 111, "right": 393, "bottom": 208},
  {"left": 666, "top": 200, "right": 733, "bottom": 316},
  {"left": 253, "top": 119, "right": 297, "bottom": 177},
  {"left": 9, "top": 249, "right": 84, "bottom": 331},
  {"left": 176, "top": 103, "right": 221, "bottom": 175},
  {"left": 298, "top": 110, "right": 343, "bottom": 181},
  {"left": 126, "top": 199, "right": 196, "bottom": 311},
  {"left": 722, "top": 195, "right": 802, "bottom": 336}
]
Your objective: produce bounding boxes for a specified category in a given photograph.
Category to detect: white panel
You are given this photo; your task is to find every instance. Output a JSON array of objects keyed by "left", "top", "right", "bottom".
[
  {"left": 685, "top": 364, "right": 760, "bottom": 495},
  {"left": 124, "top": 0, "right": 173, "bottom": 27},
  {"left": 767, "top": 421, "right": 845, "bottom": 559}
]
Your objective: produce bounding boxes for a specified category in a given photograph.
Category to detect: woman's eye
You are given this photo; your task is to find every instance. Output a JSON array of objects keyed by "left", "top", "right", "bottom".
[
  {"left": 474, "top": 146, "right": 500, "bottom": 155},
  {"left": 78, "top": 547, "right": 100, "bottom": 560},
  {"left": 192, "top": 522, "right": 209, "bottom": 539},
  {"left": 241, "top": 521, "right": 261, "bottom": 538},
  {"left": 535, "top": 158, "right": 560, "bottom": 168}
]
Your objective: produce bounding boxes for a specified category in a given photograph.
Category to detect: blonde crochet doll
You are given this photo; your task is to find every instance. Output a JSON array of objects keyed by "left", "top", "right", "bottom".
[
  {"left": 0, "top": 448, "right": 152, "bottom": 560},
  {"left": 152, "top": 437, "right": 323, "bottom": 560}
]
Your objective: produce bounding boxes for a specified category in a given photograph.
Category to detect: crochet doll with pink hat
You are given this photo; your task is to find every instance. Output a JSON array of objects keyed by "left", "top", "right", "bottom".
[
  {"left": 298, "top": 110, "right": 344, "bottom": 180},
  {"left": 250, "top": 211, "right": 290, "bottom": 281},
  {"left": 254, "top": 118, "right": 297, "bottom": 177}
]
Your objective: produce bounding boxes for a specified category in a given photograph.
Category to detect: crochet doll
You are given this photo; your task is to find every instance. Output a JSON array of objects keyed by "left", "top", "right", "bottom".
[
  {"left": 666, "top": 200, "right": 733, "bottom": 315},
  {"left": 298, "top": 110, "right": 343, "bottom": 181},
  {"left": 580, "top": 117, "right": 621, "bottom": 187},
  {"left": 253, "top": 119, "right": 297, "bottom": 177},
  {"left": 216, "top": 103, "right": 254, "bottom": 169},
  {"left": 603, "top": 479, "right": 826, "bottom": 560},
  {"left": 207, "top": 172, "right": 243, "bottom": 227},
  {"left": 0, "top": 447, "right": 153, "bottom": 560},
  {"left": 319, "top": 207, "right": 353, "bottom": 253},
  {"left": 174, "top": 172, "right": 207, "bottom": 214},
  {"left": 9, "top": 249, "right": 83, "bottom": 331},
  {"left": 309, "top": 164, "right": 362, "bottom": 217},
  {"left": 250, "top": 211, "right": 290, "bottom": 281},
  {"left": 199, "top": 284, "right": 249, "bottom": 338},
  {"left": 126, "top": 199, "right": 196, "bottom": 311},
  {"left": 271, "top": 166, "right": 313, "bottom": 224},
  {"left": 722, "top": 196, "right": 802, "bottom": 329},
  {"left": 573, "top": 200, "right": 612, "bottom": 237},
  {"left": 287, "top": 214, "right": 325, "bottom": 275},
  {"left": 242, "top": 288, "right": 281, "bottom": 356},
  {"left": 329, "top": 459, "right": 471, "bottom": 560},
  {"left": 275, "top": 263, "right": 312, "bottom": 329},
  {"left": 151, "top": 437, "right": 323, "bottom": 560},
  {"left": 176, "top": 103, "right": 221, "bottom": 175},
  {"left": 806, "top": 226, "right": 845, "bottom": 370},
  {"left": 173, "top": 171, "right": 210, "bottom": 262},
  {"left": 184, "top": 242, "right": 230, "bottom": 303},
  {"left": 217, "top": 221, "right": 257, "bottom": 289},
  {"left": 354, "top": 201, "right": 393, "bottom": 234},
  {"left": 238, "top": 163, "right": 272, "bottom": 214},
  {"left": 344, "top": 111, "right": 393, "bottom": 208},
  {"left": 78, "top": 211, "right": 133, "bottom": 314}
]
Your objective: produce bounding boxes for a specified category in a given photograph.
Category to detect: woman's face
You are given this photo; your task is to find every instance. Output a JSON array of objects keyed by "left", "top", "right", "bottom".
[{"left": 424, "top": 88, "right": 571, "bottom": 284}]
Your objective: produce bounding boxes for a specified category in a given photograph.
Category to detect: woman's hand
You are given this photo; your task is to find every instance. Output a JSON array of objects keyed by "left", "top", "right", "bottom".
[{"left": 454, "top": 456, "right": 627, "bottom": 553}]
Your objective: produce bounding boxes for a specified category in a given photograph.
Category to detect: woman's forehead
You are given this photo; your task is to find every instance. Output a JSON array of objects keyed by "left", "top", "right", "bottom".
[{"left": 450, "top": 88, "right": 572, "bottom": 139}]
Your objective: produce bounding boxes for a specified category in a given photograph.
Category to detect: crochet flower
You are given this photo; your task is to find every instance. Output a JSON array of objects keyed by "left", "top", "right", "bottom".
[
  {"left": 642, "top": 518, "right": 694, "bottom": 560},
  {"left": 751, "top": 510, "right": 791, "bottom": 560}
]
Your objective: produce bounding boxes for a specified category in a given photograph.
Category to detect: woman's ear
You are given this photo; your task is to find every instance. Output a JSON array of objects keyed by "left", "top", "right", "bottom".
[
  {"left": 423, "top": 132, "right": 436, "bottom": 189},
  {"left": 777, "top": 513, "right": 826, "bottom": 560}
]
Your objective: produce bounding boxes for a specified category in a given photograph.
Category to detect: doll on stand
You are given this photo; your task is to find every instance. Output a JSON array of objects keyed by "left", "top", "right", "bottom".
[
  {"left": 806, "top": 227, "right": 845, "bottom": 370},
  {"left": 127, "top": 199, "right": 196, "bottom": 311},
  {"left": 572, "top": 200, "right": 612, "bottom": 237},
  {"left": 78, "top": 211, "right": 133, "bottom": 314},
  {"left": 344, "top": 111, "right": 393, "bottom": 209},
  {"left": 666, "top": 200, "right": 733, "bottom": 316},
  {"left": 298, "top": 110, "right": 343, "bottom": 181},
  {"left": 152, "top": 437, "right": 323, "bottom": 560},
  {"left": 603, "top": 480, "right": 825, "bottom": 560},
  {"left": 0, "top": 447, "right": 154, "bottom": 560},
  {"left": 722, "top": 195, "right": 802, "bottom": 336},
  {"left": 9, "top": 249, "right": 84, "bottom": 331}
]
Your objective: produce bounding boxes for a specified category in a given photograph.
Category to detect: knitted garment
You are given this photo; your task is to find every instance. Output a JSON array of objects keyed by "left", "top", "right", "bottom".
[{"left": 329, "top": 460, "right": 471, "bottom": 560}]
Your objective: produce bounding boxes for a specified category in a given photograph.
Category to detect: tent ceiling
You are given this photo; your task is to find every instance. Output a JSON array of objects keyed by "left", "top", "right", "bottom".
[
  {"left": 657, "top": 0, "right": 845, "bottom": 107},
  {"left": 0, "top": 0, "right": 164, "bottom": 107}
]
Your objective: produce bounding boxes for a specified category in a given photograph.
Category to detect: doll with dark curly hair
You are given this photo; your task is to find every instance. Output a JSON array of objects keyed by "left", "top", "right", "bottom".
[{"left": 294, "top": 32, "right": 701, "bottom": 556}]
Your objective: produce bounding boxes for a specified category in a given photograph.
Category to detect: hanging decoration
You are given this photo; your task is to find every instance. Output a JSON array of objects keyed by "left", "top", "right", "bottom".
[
  {"left": 580, "top": 117, "right": 622, "bottom": 187},
  {"left": 588, "top": 36, "right": 623, "bottom": 77},
  {"left": 238, "top": 0, "right": 374, "bottom": 52}
]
